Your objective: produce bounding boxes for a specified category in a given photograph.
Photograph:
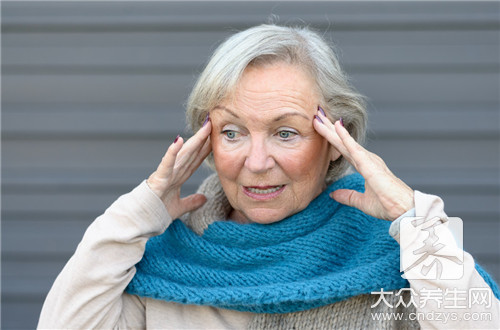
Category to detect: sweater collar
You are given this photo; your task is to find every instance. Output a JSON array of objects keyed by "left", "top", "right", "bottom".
[{"left": 127, "top": 173, "right": 409, "bottom": 313}]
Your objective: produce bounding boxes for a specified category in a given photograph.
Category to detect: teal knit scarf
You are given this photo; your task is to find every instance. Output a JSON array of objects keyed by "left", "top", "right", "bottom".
[
  {"left": 126, "top": 173, "right": 499, "bottom": 313},
  {"left": 126, "top": 173, "right": 410, "bottom": 313}
]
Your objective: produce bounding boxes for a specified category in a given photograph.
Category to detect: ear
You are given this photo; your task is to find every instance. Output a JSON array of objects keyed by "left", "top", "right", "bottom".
[{"left": 329, "top": 145, "right": 342, "bottom": 162}]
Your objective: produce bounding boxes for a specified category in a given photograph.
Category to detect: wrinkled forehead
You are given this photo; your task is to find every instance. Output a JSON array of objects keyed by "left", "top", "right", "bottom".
[{"left": 218, "top": 62, "right": 321, "bottom": 111}]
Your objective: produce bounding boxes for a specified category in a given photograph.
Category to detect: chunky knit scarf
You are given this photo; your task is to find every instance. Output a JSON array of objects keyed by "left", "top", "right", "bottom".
[{"left": 127, "top": 173, "right": 412, "bottom": 313}]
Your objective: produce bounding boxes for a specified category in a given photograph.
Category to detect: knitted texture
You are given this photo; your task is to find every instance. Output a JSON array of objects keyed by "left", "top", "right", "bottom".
[
  {"left": 475, "top": 263, "right": 500, "bottom": 300},
  {"left": 248, "top": 291, "right": 420, "bottom": 329},
  {"left": 127, "top": 173, "right": 411, "bottom": 313}
]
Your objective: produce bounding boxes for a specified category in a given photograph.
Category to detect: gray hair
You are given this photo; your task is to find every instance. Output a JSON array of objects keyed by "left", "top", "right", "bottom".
[{"left": 186, "top": 24, "right": 367, "bottom": 183}]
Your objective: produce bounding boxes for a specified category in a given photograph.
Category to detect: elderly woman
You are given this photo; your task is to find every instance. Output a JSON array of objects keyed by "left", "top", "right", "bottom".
[{"left": 39, "top": 24, "right": 499, "bottom": 329}]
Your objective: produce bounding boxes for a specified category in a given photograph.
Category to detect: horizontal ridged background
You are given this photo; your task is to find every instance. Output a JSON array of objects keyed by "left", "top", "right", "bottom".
[{"left": 2, "top": 1, "right": 499, "bottom": 329}]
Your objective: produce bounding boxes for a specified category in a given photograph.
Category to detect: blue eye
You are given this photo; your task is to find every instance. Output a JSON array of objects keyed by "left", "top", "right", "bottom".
[
  {"left": 223, "top": 130, "right": 238, "bottom": 140},
  {"left": 278, "top": 130, "right": 296, "bottom": 140},
  {"left": 279, "top": 131, "right": 291, "bottom": 138}
]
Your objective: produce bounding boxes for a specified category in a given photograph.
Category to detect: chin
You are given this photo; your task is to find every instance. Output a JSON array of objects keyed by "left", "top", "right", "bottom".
[{"left": 243, "top": 208, "right": 289, "bottom": 224}]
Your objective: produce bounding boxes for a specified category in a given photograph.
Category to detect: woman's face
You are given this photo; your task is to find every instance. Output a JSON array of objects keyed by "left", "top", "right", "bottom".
[{"left": 210, "top": 62, "right": 338, "bottom": 224}]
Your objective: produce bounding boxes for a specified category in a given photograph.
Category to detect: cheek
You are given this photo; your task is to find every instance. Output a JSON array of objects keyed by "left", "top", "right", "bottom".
[
  {"left": 212, "top": 134, "right": 241, "bottom": 180},
  {"left": 276, "top": 137, "right": 329, "bottom": 179}
]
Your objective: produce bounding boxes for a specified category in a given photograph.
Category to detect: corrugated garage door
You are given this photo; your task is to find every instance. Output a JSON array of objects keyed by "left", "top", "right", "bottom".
[{"left": 2, "top": 1, "right": 499, "bottom": 328}]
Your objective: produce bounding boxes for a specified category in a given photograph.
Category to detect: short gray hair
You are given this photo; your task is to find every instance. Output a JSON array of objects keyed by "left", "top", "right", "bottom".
[{"left": 186, "top": 24, "right": 367, "bottom": 183}]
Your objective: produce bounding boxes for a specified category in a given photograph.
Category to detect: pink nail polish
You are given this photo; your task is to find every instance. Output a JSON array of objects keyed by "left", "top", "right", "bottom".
[
  {"left": 174, "top": 134, "right": 180, "bottom": 143},
  {"left": 314, "top": 115, "right": 324, "bottom": 124},
  {"left": 318, "top": 106, "right": 326, "bottom": 117},
  {"left": 339, "top": 117, "right": 344, "bottom": 127},
  {"left": 202, "top": 113, "right": 210, "bottom": 127}
]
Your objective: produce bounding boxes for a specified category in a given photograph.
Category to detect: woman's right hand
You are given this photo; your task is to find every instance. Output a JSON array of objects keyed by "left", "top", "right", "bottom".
[{"left": 146, "top": 117, "right": 212, "bottom": 220}]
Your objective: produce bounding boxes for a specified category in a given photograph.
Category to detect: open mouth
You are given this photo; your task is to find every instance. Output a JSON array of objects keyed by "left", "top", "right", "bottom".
[
  {"left": 246, "top": 186, "right": 284, "bottom": 194},
  {"left": 243, "top": 185, "right": 286, "bottom": 200}
]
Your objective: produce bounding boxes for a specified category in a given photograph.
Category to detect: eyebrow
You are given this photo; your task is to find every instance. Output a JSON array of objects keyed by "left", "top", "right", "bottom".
[
  {"left": 213, "top": 106, "right": 309, "bottom": 122},
  {"left": 213, "top": 106, "right": 240, "bottom": 118},
  {"left": 273, "top": 112, "right": 309, "bottom": 122}
]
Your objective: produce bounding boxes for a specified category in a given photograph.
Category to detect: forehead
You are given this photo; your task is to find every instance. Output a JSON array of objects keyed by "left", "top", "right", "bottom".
[
  {"left": 219, "top": 63, "right": 319, "bottom": 115},
  {"left": 238, "top": 63, "right": 316, "bottom": 94}
]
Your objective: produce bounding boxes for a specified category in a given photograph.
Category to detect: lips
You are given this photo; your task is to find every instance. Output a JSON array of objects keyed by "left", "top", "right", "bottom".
[
  {"left": 242, "top": 184, "right": 286, "bottom": 200},
  {"left": 246, "top": 185, "right": 284, "bottom": 194}
]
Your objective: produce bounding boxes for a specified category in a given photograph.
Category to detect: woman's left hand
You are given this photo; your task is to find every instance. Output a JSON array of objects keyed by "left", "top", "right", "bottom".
[{"left": 313, "top": 109, "right": 414, "bottom": 221}]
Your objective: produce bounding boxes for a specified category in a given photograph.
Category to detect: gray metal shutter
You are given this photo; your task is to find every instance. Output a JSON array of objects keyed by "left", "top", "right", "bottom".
[{"left": 2, "top": 2, "right": 499, "bottom": 328}]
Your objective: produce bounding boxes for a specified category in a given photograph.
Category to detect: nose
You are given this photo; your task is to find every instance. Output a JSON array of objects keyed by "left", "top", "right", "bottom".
[{"left": 244, "top": 137, "right": 276, "bottom": 173}]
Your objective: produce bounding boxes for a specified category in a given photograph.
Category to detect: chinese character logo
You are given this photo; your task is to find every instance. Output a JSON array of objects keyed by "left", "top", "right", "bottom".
[{"left": 400, "top": 216, "right": 464, "bottom": 280}]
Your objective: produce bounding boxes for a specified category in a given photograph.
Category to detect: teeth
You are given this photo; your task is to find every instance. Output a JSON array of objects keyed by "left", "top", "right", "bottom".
[{"left": 247, "top": 186, "right": 283, "bottom": 194}]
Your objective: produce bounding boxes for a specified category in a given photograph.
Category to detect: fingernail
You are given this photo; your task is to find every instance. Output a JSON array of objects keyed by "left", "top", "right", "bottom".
[
  {"left": 318, "top": 106, "right": 326, "bottom": 117},
  {"left": 339, "top": 117, "right": 344, "bottom": 127},
  {"left": 314, "top": 115, "right": 323, "bottom": 124},
  {"left": 202, "top": 113, "right": 210, "bottom": 127},
  {"left": 174, "top": 134, "right": 180, "bottom": 143}
]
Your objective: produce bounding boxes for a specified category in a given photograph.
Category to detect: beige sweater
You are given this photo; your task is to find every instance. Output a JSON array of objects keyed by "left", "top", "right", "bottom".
[{"left": 38, "top": 176, "right": 500, "bottom": 329}]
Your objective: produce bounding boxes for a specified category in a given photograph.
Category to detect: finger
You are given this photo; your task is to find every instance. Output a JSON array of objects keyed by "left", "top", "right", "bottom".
[
  {"left": 179, "top": 119, "right": 212, "bottom": 155},
  {"left": 333, "top": 121, "right": 369, "bottom": 165},
  {"left": 177, "top": 193, "right": 207, "bottom": 215},
  {"left": 192, "top": 136, "right": 212, "bottom": 167},
  {"left": 155, "top": 136, "right": 184, "bottom": 178},
  {"left": 175, "top": 137, "right": 212, "bottom": 184},
  {"left": 330, "top": 189, "right": 365, "bottom": 211},
  {"left": 313, "top": 115, "right": 349, "bottom": 156},
  {"left": 175, "top": 120, "right": 212, "bottom": 167},
  {"left": 334, "top": 121, "right": 389, "bottom": 178},
  {"left": 316, "top": 108, "right": 336, "bottom": 131},
  {"left": 174, "top": 131, "right": 212, "bottom": 176}
]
